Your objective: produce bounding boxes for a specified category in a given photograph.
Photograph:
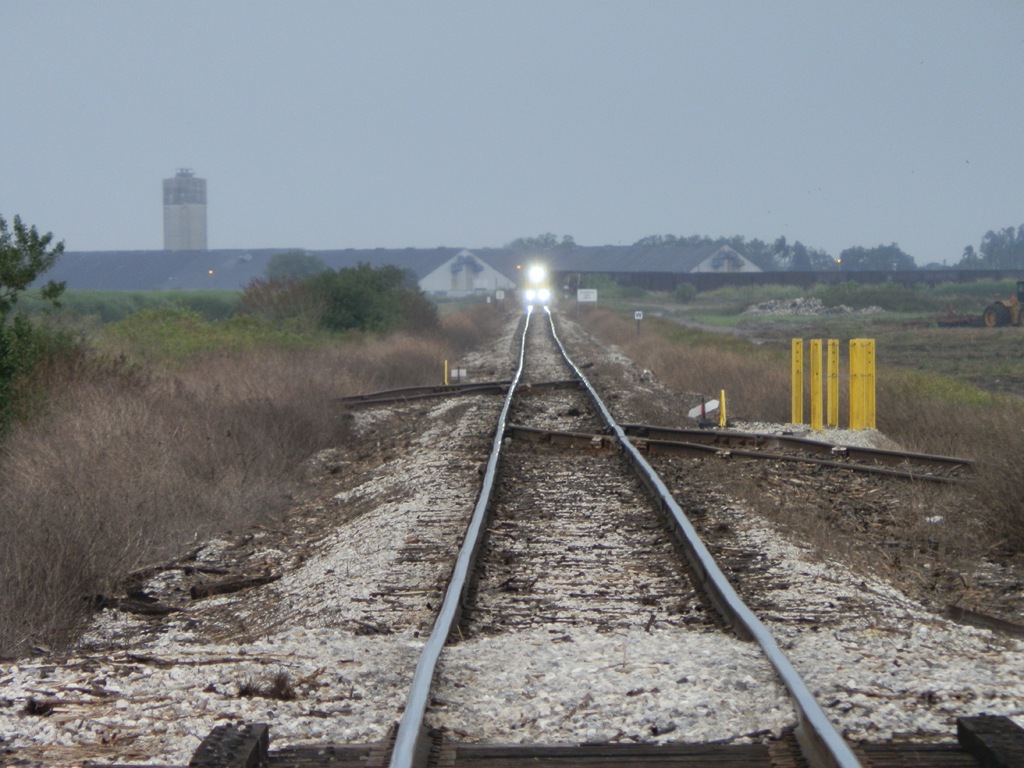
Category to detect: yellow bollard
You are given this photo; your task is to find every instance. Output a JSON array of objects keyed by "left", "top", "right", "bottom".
[
  {"left": 791, "top": 339, "right": 803, "bottom": 424},
  {"left": 827, "top": 339, "right": 839, "bottom": 428},
  {"left": 849, "top": 339, "right": 876, "bottom": 429},
  {"left": 849, "top": 341, "right": 863, "bottom": 429},
  {"left": 719, "top": 390, "right": 727, "bottom": 428},
  {"left": 810, "top": 340, "right": 822, "bottom": 431},
  {"left": 865, "top": 339, "right": 876, "bottom": 429},
  {"left": 444, "top": 360, "right": 449, "bottom": 386}
]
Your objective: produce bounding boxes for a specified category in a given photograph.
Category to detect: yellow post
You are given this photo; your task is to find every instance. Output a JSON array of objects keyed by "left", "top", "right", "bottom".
[
  {"left": 865, "top": 339, "right": 876, "bottom": 429},
  {"left": 827, "top": 339, "right": 839, "bottom": 428},
  {"left": 810, "top": 340, "right": 822, "bottom": 431},
  {"left": 791, "top": 339, "right": 803, "bottom": 424},
  {"left": 719, "top": 390, "right": 727, "bottom": 428},
  {"left": 444, "top": 360, "right": 449, "bottom": 386},
  {"left": 849, "top": 341, "right": 863, "bottom": 429},
  {"left": 849, "top": 339, "right": 876, "bottom": 430}
]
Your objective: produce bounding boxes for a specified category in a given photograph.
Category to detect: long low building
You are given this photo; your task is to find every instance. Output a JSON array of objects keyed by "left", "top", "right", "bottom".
[{"left": 38, "top": 243, "right": 760, "bottom": 294}]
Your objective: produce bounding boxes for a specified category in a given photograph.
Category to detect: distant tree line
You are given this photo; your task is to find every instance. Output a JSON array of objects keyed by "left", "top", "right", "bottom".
[
  {"left": 957, "top": 225, "right": 1024, "bottom": 271},
  {"left": 630, "top": 233, "right": 916, "bottom": 272},
  {"left": 507, "top": 231, "right": 924, "bottom": 272}
]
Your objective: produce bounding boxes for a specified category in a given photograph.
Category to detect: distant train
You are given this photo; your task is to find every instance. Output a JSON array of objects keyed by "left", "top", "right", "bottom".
[{"left": 521, "top": 263, "right": 552, "bottom": 305}]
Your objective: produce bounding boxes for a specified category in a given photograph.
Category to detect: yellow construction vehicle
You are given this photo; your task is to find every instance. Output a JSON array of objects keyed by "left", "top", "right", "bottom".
[{"left": 983, "top": 281, "right": 1024, "bottom": 327}]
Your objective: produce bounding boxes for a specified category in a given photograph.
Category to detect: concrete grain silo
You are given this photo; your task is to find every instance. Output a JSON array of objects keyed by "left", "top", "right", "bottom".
[{"left": 163, "top": 169, "right": 207, "bottom": 250}]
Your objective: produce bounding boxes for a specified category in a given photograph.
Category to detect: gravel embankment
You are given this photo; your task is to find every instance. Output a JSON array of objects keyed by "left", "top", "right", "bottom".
[{"left": 1, "top": 312, "right": 1022, "bottom": 764}]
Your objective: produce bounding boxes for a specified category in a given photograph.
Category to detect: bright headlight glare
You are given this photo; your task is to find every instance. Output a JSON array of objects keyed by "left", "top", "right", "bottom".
[
  {"left": 528, "top": 265, "right": 547, "bottom": 283},
  {"left": 524, "top": 289, "right": 536, "bottom": 302},
  {"left": 538, "top": 288, "right": 551, "bottom": 302}
]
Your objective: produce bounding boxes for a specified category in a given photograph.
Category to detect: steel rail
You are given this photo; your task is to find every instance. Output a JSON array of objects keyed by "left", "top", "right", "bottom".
[
  {"left": 338, "top": 379, "right": 581, "bottom": 408},
  {"left": 504, "top": 425, "right": 965, "bottom": 484},
  {"left": 621, "top": 424, "right": 974, "bottom": 471},
  {"left": 387, "top": 308, "right": 534, "bottom": 768},
  {"left": 543, "top": 308, "right": 863, "bottom": 768}
]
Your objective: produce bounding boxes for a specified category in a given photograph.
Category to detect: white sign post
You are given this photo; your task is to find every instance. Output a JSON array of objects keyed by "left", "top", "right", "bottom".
[
  {"left": 577, "top": 289, "right": 598, "bottom": 303},
  {"left": 634, "top": 310, "right": 643, "bottom": 334}
]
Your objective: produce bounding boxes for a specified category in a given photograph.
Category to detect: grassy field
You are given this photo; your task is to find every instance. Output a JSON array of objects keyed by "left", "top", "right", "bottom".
[
  {"left": 576, "top": 303, "right": 1024, "bottom": 576},
  {"left": 573, "top": 277, "right": 1024, "bottom": 401},
  {"left": 18, "top": 289, "right": 241, "bottom": 324},
  {"left": 0, "top": 302, "right": 506, "bottom": 657}
]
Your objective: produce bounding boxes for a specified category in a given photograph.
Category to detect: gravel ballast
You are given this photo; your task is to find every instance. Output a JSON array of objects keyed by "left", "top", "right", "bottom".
[{"left": 1, "top": 312, "right": 1022, "bottom": 765}]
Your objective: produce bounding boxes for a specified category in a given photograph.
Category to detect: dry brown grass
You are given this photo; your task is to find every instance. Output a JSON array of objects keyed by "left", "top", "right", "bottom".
[
  {"left": 0, "top": 312, "right": 494, "bottom": 658},
  {"left": 578, "top": 308, "right": 1024, "bottom": 559},
  {"left": 579, "top": 310, "right": 791, "bottom": 422}
]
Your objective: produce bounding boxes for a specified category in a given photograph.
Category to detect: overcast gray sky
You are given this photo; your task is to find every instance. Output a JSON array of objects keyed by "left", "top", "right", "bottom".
[{"left": 2, "top": 1, "right": 1022, "bottom": 264}]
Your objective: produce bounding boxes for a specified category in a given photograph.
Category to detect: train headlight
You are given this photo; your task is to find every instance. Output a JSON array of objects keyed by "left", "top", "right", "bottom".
[
  {"left": 524, "top": 289, "right": 536, "bottom": 302},
  {"left": 528, "top": 265, "right": 547, "bottom": 284},
  {"left": 538, "top": 288, "right": 551, "bottom": 303}
]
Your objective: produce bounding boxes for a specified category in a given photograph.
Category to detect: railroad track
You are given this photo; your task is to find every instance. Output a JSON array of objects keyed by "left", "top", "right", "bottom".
[
  {"left": 341, "top": 378, "right": 973, "bottom": 486},
  {"left": 178, "top": 307, "right": 1021, "bottom": 768},
  {"left": 10, "top": 309, "right": 1022, "bottom": 768},
  {"left": 385, "top": 307, "right": 862, "bottom": 768}
]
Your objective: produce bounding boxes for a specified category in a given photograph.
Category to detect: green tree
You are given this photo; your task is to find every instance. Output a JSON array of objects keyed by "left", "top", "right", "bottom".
[
  {"left": 1, "top": 214, "right": 65, "bottom": 317},
  {"left": 307, "top": 264, "right": 438, "bottom": 334},
  {"left": 506, "top": 233, "right": 575, "bottom": 251},
  {"left": 957, "top": 245, "right": 983, "bottom": 270},
  {"left": 979, "top": 225, "right": 1024, "bottom": 270},
  {"left": 838, "top": 243, "right": 916, "bottom": 271},
  {"left": 264, "top": 250, "right": 327, "bottom": 280},
  {"left": 0, "top": 215, "right": 66, "bottom": 430}
]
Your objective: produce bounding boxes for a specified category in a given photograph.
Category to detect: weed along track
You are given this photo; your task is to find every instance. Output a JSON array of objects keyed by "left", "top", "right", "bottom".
[{"left": 3, "top": 310, "right": 1024, "bottom": 768}]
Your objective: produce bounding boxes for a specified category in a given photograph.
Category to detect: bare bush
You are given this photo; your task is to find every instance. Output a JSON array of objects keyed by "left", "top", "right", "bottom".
[
  {"left": 0, "top": 318, "right": 484, "bottom": 657},
  {"left": 0, "top": 301, "right": 504, "bottom": 657},
  {"left": 441, "top": 305, "right": 507, "bottom": 355},
  {"left": 579, "top": 310, "right": 791, "bottom": 422},
  {"left": 581, "top": 308, "right": 1024, "bottom": 565},
  {"left": 239, "top": 278, "right": 329, "bottom": 329}
]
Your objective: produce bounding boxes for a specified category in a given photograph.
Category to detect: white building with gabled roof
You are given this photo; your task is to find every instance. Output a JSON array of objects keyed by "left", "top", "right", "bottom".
[
  {"left": 690, "top": 246, "right": 762, "bottom": 273},
  {"left": 418, "top": 250, "right": 517, "bottom": 295}
]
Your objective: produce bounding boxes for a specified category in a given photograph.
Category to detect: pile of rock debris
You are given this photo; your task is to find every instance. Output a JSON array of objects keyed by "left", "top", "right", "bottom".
[{"left": 742, "top": 297, "right": 883, "bottom": 317}]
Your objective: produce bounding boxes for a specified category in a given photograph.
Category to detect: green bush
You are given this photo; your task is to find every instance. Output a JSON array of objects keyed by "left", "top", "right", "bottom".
[
  {"left": 306, "top": 264, "right": 439, "bottom": 334},
  {"left": 673, "top": 282, "right": 697, "bottom": 302},
  {"left": 0, "top": 316, "right": 82, "bottom": 432}
]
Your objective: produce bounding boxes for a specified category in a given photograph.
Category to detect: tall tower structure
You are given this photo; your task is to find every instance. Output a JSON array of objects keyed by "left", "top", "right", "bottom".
[{"left": 163, "top": 169, "right": 207, "bottom": 250}]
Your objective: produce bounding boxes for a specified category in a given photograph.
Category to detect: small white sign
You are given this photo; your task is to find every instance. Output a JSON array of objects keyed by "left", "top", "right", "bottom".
[
  {"left": 687, "top": 399, "right": 720, "bottom": 418},
  {"left": 634, "top": 310, "right": 644, "bottom": 321},
  {"left": 577, "top": 289, "right": 598, "bottom": 303},
  {"left": 495, "top": 290, "right": 505, "bottom": 300}
]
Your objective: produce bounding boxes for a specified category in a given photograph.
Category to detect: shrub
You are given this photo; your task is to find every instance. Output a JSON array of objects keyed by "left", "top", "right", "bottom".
[
  {"left": 0, "top": 316, "right": 85, "bottom": 433},
  {"left": 240, "top": 278, "right": 329, "bottom": 329},
  {"left": 673, "top": 282, "right": 697, "bottom": 302},
  {"left": 0, "top": 303, "right": 501, "bottom": 657},
  {"left": 303, "top": 264, "right": 440, "bottom": 335},
  {"left": 579, "top": 310, "right": 789, "bottom": 421}
]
